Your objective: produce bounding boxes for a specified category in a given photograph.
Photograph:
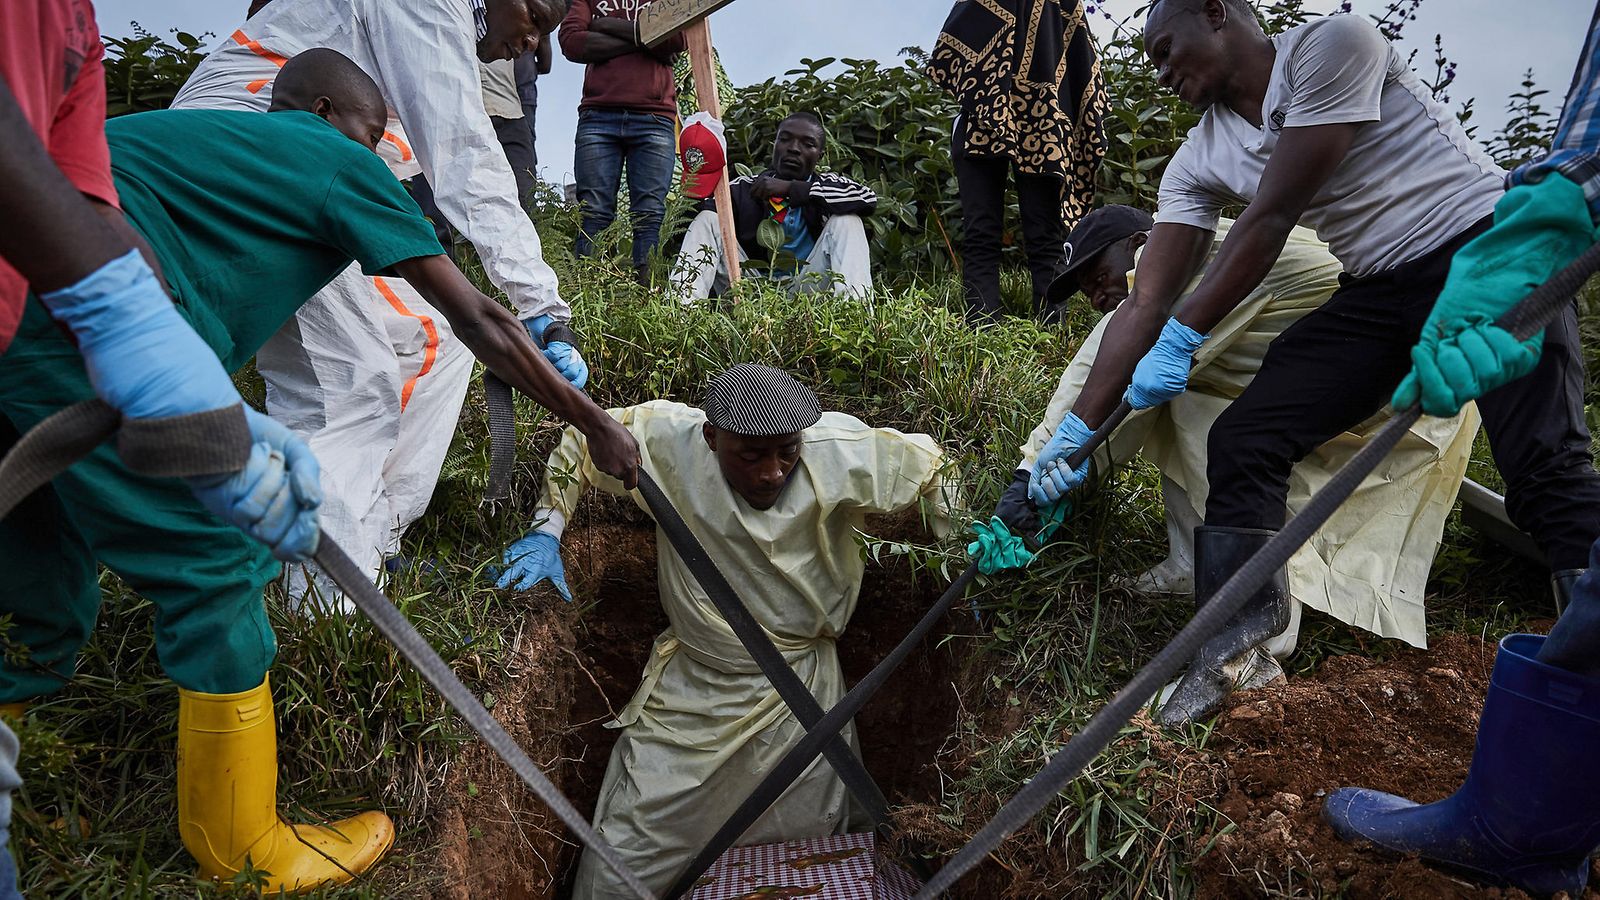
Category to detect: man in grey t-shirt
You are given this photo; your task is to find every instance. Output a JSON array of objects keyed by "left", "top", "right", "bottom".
[{"left": 1024, "top": 0, "right": 1600, "bottom": 725}]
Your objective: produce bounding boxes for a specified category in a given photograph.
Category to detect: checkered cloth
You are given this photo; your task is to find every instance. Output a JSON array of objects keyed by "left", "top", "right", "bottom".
[
  {"left": 688, "top": 833, "right": 921, "bottom": 900},
  {"left": 702, "top": 364, "right": 822, "bottom": 437},
  {"left": 1511, "top": 3, "right": 1600, "bottom": 221}
]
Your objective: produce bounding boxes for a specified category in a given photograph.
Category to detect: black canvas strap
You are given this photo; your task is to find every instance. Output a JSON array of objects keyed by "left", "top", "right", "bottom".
[{"left": 633, "top": 471, "right": 892, "bottom": 832}]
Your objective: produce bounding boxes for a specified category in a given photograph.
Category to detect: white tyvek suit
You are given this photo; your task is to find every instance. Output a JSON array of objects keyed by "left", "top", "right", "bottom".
[
  {"left": 1020, "top": 221, "right": 1480, "bottom": 649},
  {"left": 172, "top": 0, "right": 569, "bottom": 600},
  {"left": 529, "top": 401, "right": 950, "bottom": 899}
]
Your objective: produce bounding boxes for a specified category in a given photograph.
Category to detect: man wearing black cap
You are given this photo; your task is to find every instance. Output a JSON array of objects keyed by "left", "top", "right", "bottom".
[
  {"left": 971, "top": 209, "right": 1479, "bottom": 702},
  {"left": 493, "top": 363, "right": 951, "bottom": 898},
  {"left": 1040, "top": 205, "right": 1155, "bottom": 320}
]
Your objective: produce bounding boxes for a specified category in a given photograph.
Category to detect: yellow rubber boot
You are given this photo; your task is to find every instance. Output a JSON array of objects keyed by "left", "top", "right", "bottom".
[{"left": 177, "top": 675, "right": 394, "bottom": 892}]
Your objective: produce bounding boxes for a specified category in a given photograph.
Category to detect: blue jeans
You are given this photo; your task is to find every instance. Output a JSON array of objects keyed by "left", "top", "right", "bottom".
[
  {"left": 573, "top": 108, "right": 676, "bottom": 270},
  {"left": 0, "top": 720, "right": 21, "bottom": 899}
]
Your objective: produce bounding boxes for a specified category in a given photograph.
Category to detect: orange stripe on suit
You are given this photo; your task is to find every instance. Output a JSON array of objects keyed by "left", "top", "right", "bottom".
[
  {"left": 372, "top": 276, "right": 439, "bottom": 411},
  {"left": 231, "top": 29, "right": 288, "bottom": 94}
]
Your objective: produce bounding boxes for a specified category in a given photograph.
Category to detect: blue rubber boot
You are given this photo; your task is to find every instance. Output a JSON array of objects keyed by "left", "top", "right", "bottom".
[{"left": 1323, "top": 634, "right": 1600, "bottom": 896}]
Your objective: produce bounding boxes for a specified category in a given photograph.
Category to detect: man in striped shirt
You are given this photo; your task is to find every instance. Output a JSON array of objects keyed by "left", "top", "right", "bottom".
[{"left": 672, "top": 112, "right": 878, "bottom": 300}]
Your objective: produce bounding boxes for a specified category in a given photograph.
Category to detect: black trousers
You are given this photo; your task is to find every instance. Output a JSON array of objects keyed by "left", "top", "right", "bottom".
[
  {"left": 409, "top": 114, "right": 538, "bottom": 247},
  {"left": 491, "top": 114, "right": 537, "bottom": 206},
  {"left": 953, "top": 152, "right": 1064, "bottom": 321},
  {"left": 1206, "top": 216, "right": 1600, "bottom": 571}
]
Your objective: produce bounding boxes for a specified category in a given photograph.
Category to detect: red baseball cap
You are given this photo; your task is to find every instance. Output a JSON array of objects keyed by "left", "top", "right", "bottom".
[{"left": 679, "top": 112, "right": 727, "bottom": 200}]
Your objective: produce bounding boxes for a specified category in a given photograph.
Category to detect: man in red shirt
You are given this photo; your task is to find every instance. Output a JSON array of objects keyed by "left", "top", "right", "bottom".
[
  {"left": 0, "top": 0, "right": 326, "bottom": 890},
  {"left": 560, "top": 0, "right": 686, "bottom": 282}
]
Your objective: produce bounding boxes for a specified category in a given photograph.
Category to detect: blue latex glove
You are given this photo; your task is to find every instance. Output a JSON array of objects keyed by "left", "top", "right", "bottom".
[
  {"left": 495, "top": 531, "right": 572, "bottom": 600},
  {"left": 188, "top": 409, "right": 323, "bottom": 561},
  {"left": 1029, "top": 412, "right": 1095, "bottom": 506},
  {"left": 1393, "top": 173, "right": 1600, "bottom": 417},
  {"left": 37, "top": 249, "right": 241, "bottom": 418},
  {"left": 1124, "top": 317, "right": 1207, "bottom": 410},
  {"left": 39, "top": 251, "right": 324, "bottom": 561},
  {"left": 524, "top": 314, "right": 590, "bottom": 390}
]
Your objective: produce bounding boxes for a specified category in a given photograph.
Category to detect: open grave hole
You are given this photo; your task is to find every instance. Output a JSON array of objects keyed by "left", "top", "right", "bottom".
[
  {"left": 432, "top": 512, "right": 967, "bottom": 900},
  {"left": 897, "top": 631, "right": 1600, "bottom": 900}
]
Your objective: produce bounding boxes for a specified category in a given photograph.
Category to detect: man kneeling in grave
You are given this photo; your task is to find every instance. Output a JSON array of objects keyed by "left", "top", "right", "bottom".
[
  {"left": 493, "top": 364, "right": 951, "bottom": 898},
  {"left": 972, "top": 205, "right": 1480, "bottom": 710},
  {"left": 672, "top": 112, "right": 877, "bottom": 300}
]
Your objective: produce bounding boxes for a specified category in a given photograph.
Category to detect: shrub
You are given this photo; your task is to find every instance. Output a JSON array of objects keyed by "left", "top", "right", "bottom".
[
  {"left": 102, "top": 27, "right": 208, "bottom": 117},
  {"left": 722, "top": 55, "right": 962, "bottom": 285}
]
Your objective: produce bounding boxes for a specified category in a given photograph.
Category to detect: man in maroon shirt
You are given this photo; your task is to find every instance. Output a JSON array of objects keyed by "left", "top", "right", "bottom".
[{"left": 560, "top": 0, "right": 686, "bottom": 283}]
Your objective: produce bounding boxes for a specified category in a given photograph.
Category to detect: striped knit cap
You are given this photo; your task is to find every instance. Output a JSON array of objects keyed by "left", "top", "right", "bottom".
[{"left": 703, "top": 364, "right": 822, "bottom": 436}]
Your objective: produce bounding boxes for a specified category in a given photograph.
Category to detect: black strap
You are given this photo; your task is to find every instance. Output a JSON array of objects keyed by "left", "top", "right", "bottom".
[
  {"left": 632, "top": 472, "right": 892, "bottom": 827},
  {"left": 312, "top": 539, "right": 655, "bottom": 899},
  {"left": 483, "top": 371, "right": 516, "bottom": 502},
  {"left": 0, "top": 402, "right": 657, "bottom": 900},
  {"left": 664, "top": 562, "right": 978, "bottom": 898},
  {"left": 913, "top": 240, "right": 1600, "bottom": 898},
  {"left": 0, "top": 400, "right": 250, "bottom": 519}
]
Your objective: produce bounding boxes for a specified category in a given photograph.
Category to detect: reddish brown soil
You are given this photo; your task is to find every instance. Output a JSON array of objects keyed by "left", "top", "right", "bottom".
[
  {"left": 1184, "top": 633, "right": 1600, "bottom": 899},
  {"left": 899, "top": 633, "right": 1600, "bottom": 899},
  {"left": 433, "top": 517, "right": 964, "bottom": 899},
  {"left": 434, "top": 607, "right": 581, "bottom": 900}
]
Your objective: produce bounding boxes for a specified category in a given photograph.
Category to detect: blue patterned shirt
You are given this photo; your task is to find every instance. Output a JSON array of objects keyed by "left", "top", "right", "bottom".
[{"left": 1510, "top": 3, "right": 1600, "bottom": 221}]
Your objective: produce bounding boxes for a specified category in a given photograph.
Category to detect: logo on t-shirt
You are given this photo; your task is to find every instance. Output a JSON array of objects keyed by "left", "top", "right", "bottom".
[{"left": 1269, "top": 108, "right": 1287, "bottom": 132}]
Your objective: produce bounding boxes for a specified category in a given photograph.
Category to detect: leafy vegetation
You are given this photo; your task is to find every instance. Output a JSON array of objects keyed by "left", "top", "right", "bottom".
[
  {"left": 33, "top": 4, "right": 1583, "bottom": 897},
  {"left": 102, "top": 27, "right": 208, "bottom": 118},
  {"left": 723, "top": 55, "right": 962, "bottom": 284}
]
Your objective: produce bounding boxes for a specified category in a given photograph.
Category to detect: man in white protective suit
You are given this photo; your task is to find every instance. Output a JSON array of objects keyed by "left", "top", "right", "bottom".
[
  {"left": 973, "top": 206, "right": 1479, "bottom": 682},
  {"left": 491, "top": 364, "right": 953, "bottom": 898},
  {"left": 172, "top": 0, "right": 579, "bottom": 608}
]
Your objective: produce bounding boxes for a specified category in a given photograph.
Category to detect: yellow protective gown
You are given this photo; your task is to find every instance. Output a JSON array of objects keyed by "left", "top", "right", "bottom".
[
  {"left": 1020, "top": 221, "right": 1480, "bottom": 647},
  {"left": 541, "top": 401, "right": 951, "bottom": 899}
]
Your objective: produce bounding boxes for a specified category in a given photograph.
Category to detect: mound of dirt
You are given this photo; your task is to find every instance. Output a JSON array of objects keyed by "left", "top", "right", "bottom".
[
  {"left": 1180, "top": 633, "right": 1599, "bottom": 899},
  {"left": 433, "top": 523, "right": 668, "bottom": 900},
  {"left": 435, "top": 607, "right": 582, "bottom": 900},
  {"left": 898, "top": 633, "right": 1600, "bottom": 899}
]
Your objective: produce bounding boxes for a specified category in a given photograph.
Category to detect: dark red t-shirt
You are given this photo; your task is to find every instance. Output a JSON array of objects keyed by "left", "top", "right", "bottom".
[
  {"left": 558, "top": 0, "right": 687, "bottom": 117},
  {"left": 0, "top": 0, "right": 120, "bottom": 353}
]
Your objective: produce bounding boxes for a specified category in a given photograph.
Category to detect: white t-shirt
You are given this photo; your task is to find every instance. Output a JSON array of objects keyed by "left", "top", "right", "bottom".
[
  {"left": 479, "top": 59, "right": 524, "bottom": 120},
  {"left": 1155, "top": 15, "right": 1505, "bottom": 278}
]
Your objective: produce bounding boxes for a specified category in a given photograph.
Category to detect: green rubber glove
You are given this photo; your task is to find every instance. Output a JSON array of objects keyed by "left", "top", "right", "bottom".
[
  {"left": 966, "top": 517, "right": 1036, "bottom": 575},
  {"left": 1394, "top": 173, "right": 1600, "bottom": 417}
]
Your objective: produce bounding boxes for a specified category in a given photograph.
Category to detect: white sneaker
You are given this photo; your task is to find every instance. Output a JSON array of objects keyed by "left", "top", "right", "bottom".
[{"left": 1126, "top": 556, "right": 1194, "bottom": 596}]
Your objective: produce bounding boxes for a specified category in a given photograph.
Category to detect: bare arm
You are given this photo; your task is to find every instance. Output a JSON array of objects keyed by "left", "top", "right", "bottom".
[
  {"left": 1069, "top": 123, "right": 1362, "bottom": 428},
  {"left": 0, "top": 74, "right": 129, "bottom": 292},
  {"left": 393, "top": 254, "right": 641, "bottom": 487},
  {"left": 1070, "top": 223, "right": 1213, "bottom": 427},
  {"left": 1172, "top": 123, "right": 1359, "bottom": 334},
  {"left": 89, "top": 197, "right": 165, "bottom": 287}
]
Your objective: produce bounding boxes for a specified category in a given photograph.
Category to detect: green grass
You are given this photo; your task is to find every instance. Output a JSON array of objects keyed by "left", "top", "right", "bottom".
[{"left": 10, "top": 196, "right": 1588, "bottom": 897}]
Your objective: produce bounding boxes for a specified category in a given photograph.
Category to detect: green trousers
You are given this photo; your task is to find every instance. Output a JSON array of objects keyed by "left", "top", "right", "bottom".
[{"left": 0, "top": 301, "right": 279, "bottom": 700}]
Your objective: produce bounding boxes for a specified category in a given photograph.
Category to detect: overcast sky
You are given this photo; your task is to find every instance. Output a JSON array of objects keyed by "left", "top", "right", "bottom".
[{"left": 97, "top": 0, "right": 1594, "bottom": 185}]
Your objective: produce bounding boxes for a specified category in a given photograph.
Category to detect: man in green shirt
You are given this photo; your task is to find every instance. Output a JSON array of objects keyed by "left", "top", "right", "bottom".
[{"left": 0, "top": 49, "right": 640, "bottom": 893}]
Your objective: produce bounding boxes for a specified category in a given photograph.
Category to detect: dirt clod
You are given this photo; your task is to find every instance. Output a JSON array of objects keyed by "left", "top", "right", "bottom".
[
  {"left": 1174, "top": 634, "right": 1598, "bottom": 899},
  {"left": 435, "top": 608, "right": 581, "bottom": 900}
]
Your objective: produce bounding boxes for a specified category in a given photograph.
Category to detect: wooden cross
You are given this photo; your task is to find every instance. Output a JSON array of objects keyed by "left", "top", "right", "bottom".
[
  {"left": 636, "top": 0, "right": 741, "bottom": 48},
  {"left": 637, "top": 0, "right": 743, "bottom": 286}
]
